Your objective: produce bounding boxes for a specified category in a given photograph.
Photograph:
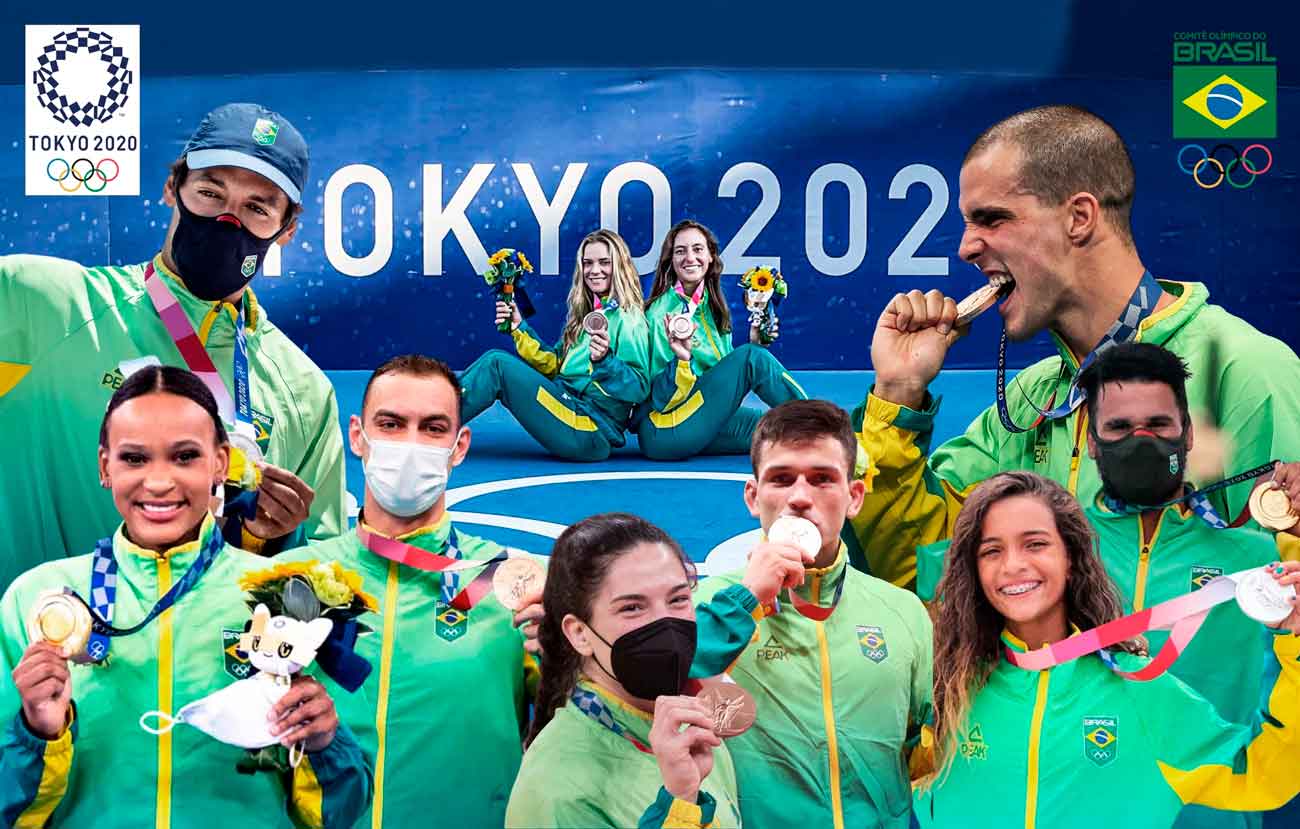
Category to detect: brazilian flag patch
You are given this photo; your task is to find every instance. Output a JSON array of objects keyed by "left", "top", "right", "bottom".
[
  {"left": 222, "top": 626, "right": 258, "bottom": 680},
  {"left": 1191, "top": 565, "right": 1223, "bottom": 591},
  {"left": 857, "top": 625, "right": 888, "bottom": 663},
  {"left": 436, "top": 601, "right": 468, "bottom": 642},
  {"left": 1083, "top": 716, "right": 1118, "bottom": 767}
]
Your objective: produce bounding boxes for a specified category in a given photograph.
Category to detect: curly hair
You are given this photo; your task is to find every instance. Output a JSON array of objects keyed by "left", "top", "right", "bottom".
[{"left": 928, "top": 471, "right": 1143, "bottom": 782}]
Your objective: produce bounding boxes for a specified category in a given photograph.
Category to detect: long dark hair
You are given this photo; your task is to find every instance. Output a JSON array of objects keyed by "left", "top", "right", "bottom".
[
  {"left": 929, "top": 471, "right": 1143, "bottom": 781},
  {"left": 100, "top": 365, "right": 228, "bottom": 448},
  {"left": 645, "top": 220, "right": 731, "bottom": 333},
  {"left": 526, "top": 513, "right": 697, "bottom": 746}
]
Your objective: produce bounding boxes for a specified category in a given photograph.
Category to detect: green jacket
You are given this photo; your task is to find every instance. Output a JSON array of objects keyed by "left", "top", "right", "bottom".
[
  {"left": 510, "top": 303, "right": 651, "bottom": 445},
  {"left": 850, "top": 281, "right": 1300, "bottom": 588},
  {"left": 0, "top": 253, "right": 348, "bottom": 588},
  {"left": 505, "top": 677, "right": 742, "bottom": 829},
  {"left": 694, "top": 546, "right": 933, "bottom": 829},
  {"left": 0, "top": 516, "right": 372, "bottom": 829},
  {"left": 277, "top": 516, "right": 541, "bottom": 829},
  {"left": 503, "top": 581, "right": 762, "bottom": 829},
  {"left": 641, "top": 289, "right": 734, "bottom": 416},
  {"left": 915, "top": 630, "right": 1300, "bottom": 829}
]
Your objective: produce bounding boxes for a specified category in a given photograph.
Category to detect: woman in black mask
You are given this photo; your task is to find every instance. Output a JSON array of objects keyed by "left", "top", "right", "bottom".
[{"left": 505, "top": 513, "right": 743, "bottom": 828}]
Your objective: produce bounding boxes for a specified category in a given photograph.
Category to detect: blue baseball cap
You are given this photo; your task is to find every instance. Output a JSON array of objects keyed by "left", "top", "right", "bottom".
[{"left": 182, "top": 103, "right": 309, "bottom": 204}]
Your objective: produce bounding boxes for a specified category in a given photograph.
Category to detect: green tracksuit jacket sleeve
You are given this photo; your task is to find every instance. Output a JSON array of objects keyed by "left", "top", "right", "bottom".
[
  {"left": 0, "top": 517, "right": 372, "bottom": 828},
  {"left": 849, "top": 280, "right": 1300, "bottom": 589}
]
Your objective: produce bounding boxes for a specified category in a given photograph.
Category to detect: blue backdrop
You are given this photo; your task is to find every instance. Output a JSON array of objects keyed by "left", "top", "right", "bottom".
[{"left": 2, "top": 69, "right": 1296, "bottom": 370}]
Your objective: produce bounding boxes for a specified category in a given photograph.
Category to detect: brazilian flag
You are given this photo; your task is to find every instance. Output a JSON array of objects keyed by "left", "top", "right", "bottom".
[{"left": 1174, "top": 66, "right": 1276, "bottom": 138}]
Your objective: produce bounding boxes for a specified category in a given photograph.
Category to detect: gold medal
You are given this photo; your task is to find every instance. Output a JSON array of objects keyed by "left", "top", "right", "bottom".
[
  {"left": 27, "top": 590, "right": 93, "bottom": 661},
  {"left": 1250, "top": 482, "right": 1298, "bottom": 531},
  {"left": 492, "top": 557, "right": 546, "bottom": 611}
]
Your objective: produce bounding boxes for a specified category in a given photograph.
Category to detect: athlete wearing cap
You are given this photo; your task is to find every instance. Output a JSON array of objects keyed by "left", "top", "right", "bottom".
[{"left": 0, "top": 103, "right": 348, "bottom": 586}]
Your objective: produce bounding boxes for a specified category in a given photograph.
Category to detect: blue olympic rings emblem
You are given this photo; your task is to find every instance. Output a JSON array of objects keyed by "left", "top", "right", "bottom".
[
  {"left": 46, "top": 157, "right": 120, "bottom": 193},
  {"left": 1177, "top": 144, "right": 1272, "bottom": 190}
]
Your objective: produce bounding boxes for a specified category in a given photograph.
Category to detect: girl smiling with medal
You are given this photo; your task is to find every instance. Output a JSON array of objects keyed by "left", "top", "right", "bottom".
[
  {"left": 460, "top": 230, "right": 651, "bottom": 461},
  {"left": 0, "top": 365, "right": 371, "bottom": 829},
  {"left": 915, "top": 471, "right": 1300, "bottom": 829},
  {"left": 636, "top": 221, "right": 807, "bottom": 461}
]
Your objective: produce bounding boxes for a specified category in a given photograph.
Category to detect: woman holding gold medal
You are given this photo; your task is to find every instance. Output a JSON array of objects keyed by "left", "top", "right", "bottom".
[
  {"left": 914, "top": 471, "right": 1300, "bottom": 828},
  {"left": 635, "top": 220, "right": 807, "bottom": 461},
  {"left": 459, "top": 230, "right": 652, "bottom": 461},
  {"left": 0, "top": 365, "right": 371, "bottom": 828}
]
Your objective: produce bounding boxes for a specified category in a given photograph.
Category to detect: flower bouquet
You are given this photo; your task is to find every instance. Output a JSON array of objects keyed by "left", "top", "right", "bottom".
[
  {"left": 483, "top": 248, "right": 537, "bottom": 332},
  {"left": 739, "top": 266, "right": 787, "bottom": 345}
]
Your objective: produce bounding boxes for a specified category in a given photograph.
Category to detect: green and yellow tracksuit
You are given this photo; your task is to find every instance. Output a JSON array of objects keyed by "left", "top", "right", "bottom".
[
  {"left": 914, "top": 629, "right": 1300, "bottom": 829},
  {"left": 460, "top": 306, "right": 651, "bottom": 461},
  {"left": 505, "top": 678, "right": 743, "bottom": 829},
  {"left": 0, "top": 515, "right": 372, "bottom": 829},
  {"left": 635, "top": 290, "right": 807, "bottom": 460},
  {"left": 850, "top": 281, "right": 1300, "bottom": 589},
  {"left": 503, "top": 581, "right": 760, "bottom": 828},
  {"left": 694, "top": 545, "right": 934, "bottom": 829},
  {"left": 276, "top": 515, "right": 540, "bottom": 829},
  {"left": 0, "top": 253, "right": 348, "bottom": 588}
]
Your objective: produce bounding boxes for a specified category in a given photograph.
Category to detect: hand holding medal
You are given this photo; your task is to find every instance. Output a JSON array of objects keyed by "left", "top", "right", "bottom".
[
  {"left": 11, "top": 639, "right": 75, "bottom": 740},
  {"left": 482, "top": 248, "right": 536, "bottom": 333},
  {"left": 1251, "top": 462, "right": 1300, "bottom": 535}
]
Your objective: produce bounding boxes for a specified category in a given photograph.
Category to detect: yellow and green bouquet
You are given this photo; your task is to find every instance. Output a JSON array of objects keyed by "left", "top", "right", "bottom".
[
  {"left": 739, "top": 266, "right": 788, "bottom": 345},
  {"left": 483, "top": 248, "right": 536, "bottom": 332}
]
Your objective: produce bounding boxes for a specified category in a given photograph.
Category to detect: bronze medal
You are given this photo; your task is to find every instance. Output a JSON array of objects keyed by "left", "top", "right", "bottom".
[
  {"left": 1250, "top": 482, "right": 1298, "bottom": 532},
  {"left": 492, "top": 557, "right": 546, "bottom": 611},
  {"left": 668, "top": 313, "right": 696, "bottom": 341},
  {"left": 695, "top": 678, "right": 756, "bottom": 738},
  {"left": 954, "top": 283, "right": 1003, "bottom": 327},
  {"left": 583, "top": 310, "right": 608, "bottom": 336}
]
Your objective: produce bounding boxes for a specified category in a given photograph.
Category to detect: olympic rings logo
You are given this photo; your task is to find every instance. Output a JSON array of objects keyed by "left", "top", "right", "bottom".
[
  {"left": 1177, "top": 144, "right": 1272, "bottom": 190},
  {"left": 46, "top": 157, "right": 120, "bottom": 193}
]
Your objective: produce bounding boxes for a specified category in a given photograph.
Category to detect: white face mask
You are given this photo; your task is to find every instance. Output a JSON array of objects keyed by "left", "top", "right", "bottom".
[
  {"left": 141, "top": 674, "right": 288, "bottom": 750},
  {"left": 362, "top": 429, "right": 459, "bottom": 518}
]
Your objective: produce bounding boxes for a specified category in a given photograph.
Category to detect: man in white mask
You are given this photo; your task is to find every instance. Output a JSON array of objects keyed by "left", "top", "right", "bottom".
[{"left": 276, "top": 354, "right": 542, "bottom": 829}]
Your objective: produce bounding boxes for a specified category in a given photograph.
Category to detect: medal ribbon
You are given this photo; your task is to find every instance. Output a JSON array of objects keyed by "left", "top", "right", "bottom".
[
  {"left": 144, "top": 262, "right": 258, "bottom": 443},
  {"left": 996, "top": 270, "right": 1164, "bottom": 433},
  {"left": 674, "top": 281, "right": 705, "bottom": 316},
  {"left": 1102, "top": 460, "right": 1280, "bottom": 530},
  {"left": 569, "top": 678, "right": 712, "bottom": 755},
  {"left": 1004, "top": 568, "right": 1255, "bottom": 680},
  {"left": 570, "top": 685, "right": 654, "bottom": 754},
  {"left": 84, "top": 526, "right": 226, "bottom": 661},
  {"left": 771, "top": 572, "right": 846, "bottom": 622},
  {"left": 355, "top": 523, "right": 523, "bottom": 611}
]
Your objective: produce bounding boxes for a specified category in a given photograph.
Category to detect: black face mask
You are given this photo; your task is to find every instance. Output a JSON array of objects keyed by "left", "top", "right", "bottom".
[
  {"left": 1093, "top": 427, "right": 1188, "bottom": 507},
  {"left": 590, "top": 616, "right": 697, "bottom": 700},
  {"left": 170, "top": 189, "right": 290, "bottom": 302}
]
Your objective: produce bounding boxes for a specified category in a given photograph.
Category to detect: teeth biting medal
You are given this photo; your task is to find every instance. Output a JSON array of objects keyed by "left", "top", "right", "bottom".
[{"left": 954, "top": 275, "right": 1012, "bottom": 327}]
